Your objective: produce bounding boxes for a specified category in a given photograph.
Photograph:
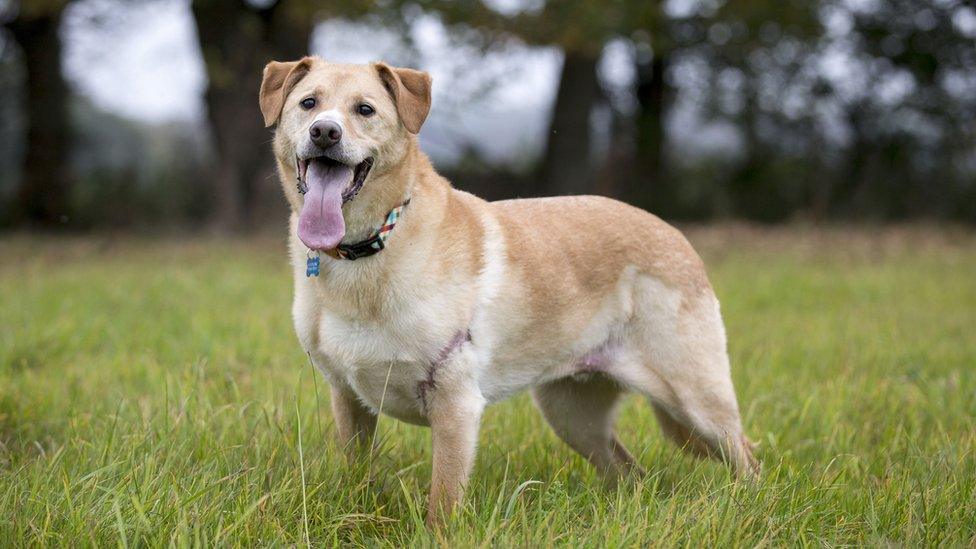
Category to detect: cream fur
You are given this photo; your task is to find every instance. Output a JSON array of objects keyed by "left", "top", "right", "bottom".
[{"left": 264, "top": 57, "right": 758, "bottom": 527}]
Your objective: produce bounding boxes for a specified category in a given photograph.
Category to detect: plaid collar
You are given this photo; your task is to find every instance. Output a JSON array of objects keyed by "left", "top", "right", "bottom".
[{"left": 307, "top": 199, "right": 410, "bottom": 273}]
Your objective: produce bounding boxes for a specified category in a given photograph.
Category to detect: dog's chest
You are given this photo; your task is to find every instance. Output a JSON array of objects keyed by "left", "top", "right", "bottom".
[{"left": 295, "top": 293, "right": 465, "bottom": 424}]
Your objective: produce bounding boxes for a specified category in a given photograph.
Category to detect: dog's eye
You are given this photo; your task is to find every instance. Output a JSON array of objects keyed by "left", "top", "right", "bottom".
[
  {"left": 357, "top": 103, "right": 375, "bottom": 117},
  {"left": 300, "top": 97, "right": 316, "bottom": 110}
]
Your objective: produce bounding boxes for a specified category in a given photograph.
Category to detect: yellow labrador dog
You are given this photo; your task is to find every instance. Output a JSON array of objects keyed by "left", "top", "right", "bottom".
[{"left": 259, "top": 56, "right": 758, "bottom": 525}]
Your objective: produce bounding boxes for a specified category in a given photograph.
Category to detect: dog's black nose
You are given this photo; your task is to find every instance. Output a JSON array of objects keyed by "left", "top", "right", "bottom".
[{"left": 309, "top": 120, "right": 342, "bottom": 148}]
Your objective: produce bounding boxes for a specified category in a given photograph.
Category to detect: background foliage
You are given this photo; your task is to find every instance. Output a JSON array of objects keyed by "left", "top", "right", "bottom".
[{"left": 1, "top": 0, "right": 975, "bottom": 229}]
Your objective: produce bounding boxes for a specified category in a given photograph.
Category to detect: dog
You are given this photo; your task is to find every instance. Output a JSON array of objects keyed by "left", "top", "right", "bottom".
[{"left": 259, "top": 56, "right": 758, "bottom": 526}]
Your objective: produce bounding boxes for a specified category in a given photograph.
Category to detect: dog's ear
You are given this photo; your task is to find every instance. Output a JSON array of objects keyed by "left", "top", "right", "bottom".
[
  {"left": 375, "top": 63, "right": 432, "bottom": 134},
  {"left": 259, "top": 57, "right": 314, "bottom": 128}
]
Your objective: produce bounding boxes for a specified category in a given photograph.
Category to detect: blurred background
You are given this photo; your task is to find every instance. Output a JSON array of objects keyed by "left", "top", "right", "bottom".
[{"left": 1, "top": 0, "right": 975, "bottom": 232}]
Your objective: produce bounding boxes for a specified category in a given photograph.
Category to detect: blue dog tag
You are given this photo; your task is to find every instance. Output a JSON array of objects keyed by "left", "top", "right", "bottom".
[{"left": 306, "top": 255, "right": 320, "bottom": 277}]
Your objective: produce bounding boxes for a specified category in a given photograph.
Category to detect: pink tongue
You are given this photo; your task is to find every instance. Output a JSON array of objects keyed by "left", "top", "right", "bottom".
[{"left": 297, "top": 160, "right": 353, "bottom": 251}]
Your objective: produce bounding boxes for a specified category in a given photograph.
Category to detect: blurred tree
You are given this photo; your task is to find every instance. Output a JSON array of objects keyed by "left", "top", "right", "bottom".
[
  {"left": 620, "top": 5, "right": 676, "bottom": 215},
  {"left": 539, "top": 51, "right": 600, "bottom": 196},
  {"left": 0, "top": 35, "right": 21, "bottom": 198},
  {"left": 3, "top": 0, "right": 74, "bottom": 227},
  {"left": 695, "top": 0, "right": 974, "bottom": 221},
  {"left": 834, "top": 0, "right": 976, "bottom": 219},
  {"left": 415, "top": 0, "right": 816, "bottom": 216},
  {"left": 423, "top": 0, "right": 620, "bottom": 197},
  {"left": 422, "top": 0, "right": 831, "bottom": 223},
  {"left": 191, "top": 0, "right": 314, "bottom": 231},
  {"left": 704, "top": 2, "right": 821, "bottom": 221},
  {"left": 2, "top": 0, "right": 972, "bottom": 229},
  {"left": 628, "top": 1, "right": 819, "bottom": 218}
]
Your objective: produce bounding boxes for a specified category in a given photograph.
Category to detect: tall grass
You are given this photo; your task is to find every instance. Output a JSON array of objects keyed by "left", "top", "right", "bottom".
[{"left": 1, "top": 228, "right": 974, "bottom": 546}]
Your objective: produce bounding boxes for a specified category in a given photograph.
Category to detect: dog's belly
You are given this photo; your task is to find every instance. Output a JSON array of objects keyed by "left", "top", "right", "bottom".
[{"left": 301, "top": 303, "right": 637, "bottom": 421}]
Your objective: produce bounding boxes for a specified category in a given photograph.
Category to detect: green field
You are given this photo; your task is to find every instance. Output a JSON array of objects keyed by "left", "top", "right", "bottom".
[{"left": 2, "top": 227, "right": 975, "bottom": 546}]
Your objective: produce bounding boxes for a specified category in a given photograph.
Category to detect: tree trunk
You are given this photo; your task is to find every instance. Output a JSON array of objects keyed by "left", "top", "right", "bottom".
[
  {"left": 538, "top": 51, "right": 600, "bottom": 197},
  {"left": 628, "top": 54, "right": 673, "bottom": 215},
  {"left": 821, "top": 107, "right": 869, "bottom": 220},
  {"left": 8, "top": 9, "right": 71, "bottom": 227},
  {"left": 192, "top": 0, "right": 312, "bottom": 232},
  {"left": 594, "top": 111, "right": 633, "bottom": 199}
]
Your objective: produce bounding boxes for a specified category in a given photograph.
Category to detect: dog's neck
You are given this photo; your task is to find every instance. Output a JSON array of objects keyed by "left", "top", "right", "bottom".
[{"left": 292, "top": 141, "right": 454, "bottom": 320}]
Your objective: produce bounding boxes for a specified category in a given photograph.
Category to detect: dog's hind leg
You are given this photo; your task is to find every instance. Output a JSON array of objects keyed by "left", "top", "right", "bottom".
[
  {"left": 650, "top": 402, "right": 712, "bottom": 459},
  {"left": 624, "top": 283, "right": 759, "bottom": 478},
  {"left": 649, "top": 400, "right": 758, "bottom": 478},
  {"left": 647, "top": 374, "right": 758, "bottom": 478},
  {"left": 532, "top": 375, "right": 644, "bottom": 487}
]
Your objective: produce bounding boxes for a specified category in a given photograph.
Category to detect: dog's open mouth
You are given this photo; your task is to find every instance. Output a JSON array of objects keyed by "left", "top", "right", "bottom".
[
  {"left": 295, "top": 156, "right": 374, "bottom": 251},
  {"left": 297, "top": 156, "right": 373, "bottom": 202}
]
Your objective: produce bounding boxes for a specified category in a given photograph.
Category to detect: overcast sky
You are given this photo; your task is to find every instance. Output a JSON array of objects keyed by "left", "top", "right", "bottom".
[{"left": 63, "top": 0, "right": 209, "bottom": 123}]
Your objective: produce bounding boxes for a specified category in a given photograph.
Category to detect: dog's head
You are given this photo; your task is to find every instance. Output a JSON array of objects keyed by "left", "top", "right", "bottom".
[{"left": 259, "top": 57, "right": 431, "bottom": 251}]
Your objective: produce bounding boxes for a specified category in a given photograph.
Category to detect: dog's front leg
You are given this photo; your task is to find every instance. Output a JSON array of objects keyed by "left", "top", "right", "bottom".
[
  {"left": 423, "top": 370, "right": 485, "bottom": 528},
  {"left": 330, "top": 385, "right": 378, "bottom": 460}
]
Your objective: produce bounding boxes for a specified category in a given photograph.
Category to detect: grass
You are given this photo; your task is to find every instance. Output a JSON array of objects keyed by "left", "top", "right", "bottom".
[{"left": 1, "top": 226, "right": 975, "bottom": 546}]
